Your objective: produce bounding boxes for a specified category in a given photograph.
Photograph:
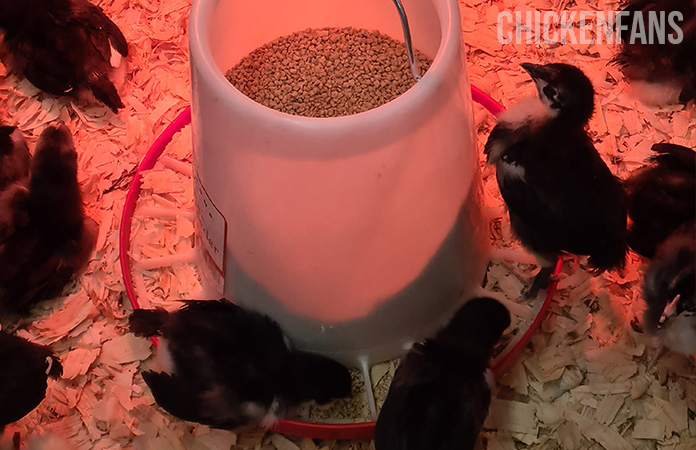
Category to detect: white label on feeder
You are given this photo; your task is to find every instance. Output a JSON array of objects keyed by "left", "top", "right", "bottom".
[{"left": 194, "top": 174, "right": 226, "bottom": 288}]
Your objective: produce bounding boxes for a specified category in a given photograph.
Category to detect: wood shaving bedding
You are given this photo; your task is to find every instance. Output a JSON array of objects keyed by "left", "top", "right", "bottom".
[
  {"left": 466, "top": 1, "right": 696, "bottom": 448},
  {"left": 0, "top": 0, "right": 694, "bottom": 449}
]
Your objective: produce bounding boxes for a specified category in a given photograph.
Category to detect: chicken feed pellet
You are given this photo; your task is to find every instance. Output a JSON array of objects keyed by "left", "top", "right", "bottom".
[{"left": 225, "top": 27, "right": 432, "bottom": 118}]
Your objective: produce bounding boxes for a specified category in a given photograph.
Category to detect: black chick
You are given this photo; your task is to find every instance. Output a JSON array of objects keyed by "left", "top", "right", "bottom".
[
  {"left": 0, "top": 123, "right": 97, "bottom": 315},
  {"left": 0, "top": 330, "right": 62, "bottom": 434},
  {"left": 0, "top": 0, "right": 129, "bottom": 112},
  {"left": 484, "top": 63, "right": 628, "bottom": 297},
  {"left": 128, "top": 299, "right": 352, "bottom": 431},
  {"left": 614, "top": 0, "right": 696, "bottom": 105},
  {"left": 0, "top": 125, "right": 31, "bottom": 244},
  {"left": 0, "top": 125, "right": 30, "bottom": 191},
  {"left": 625, "top": 143, "right": 695, "bottom": 258},
  {"left": 642, "top": 221, "right": 696, "bottom": 361},
  {"left": 0, "top": 182, "right": 30, "bottom": 245},
  {"left": 374, "top": 297, "right": 511, "bottom": 450}
]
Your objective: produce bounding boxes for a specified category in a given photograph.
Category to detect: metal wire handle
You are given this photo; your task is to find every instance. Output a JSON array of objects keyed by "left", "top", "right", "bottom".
[{"left": 392, "top": 0, "right": 421, "bottom": 82}]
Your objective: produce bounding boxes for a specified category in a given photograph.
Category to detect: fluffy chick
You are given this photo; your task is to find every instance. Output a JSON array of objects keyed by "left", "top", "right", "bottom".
[
  {"left": 625, "top": 143, "right": 695, "bottom": 258},
  {"left": 0, "top": 331, "right": 62, "bottom": 434},
  {"left": 0, "top": 183, "right": 29, "bottom": 244},
  {"left": 643, "top": 221, "right": 696, "bottom": 360},
  {"left": 0, "top": 0, "right": 129, "bottom": 112},
  {"left": 0, "top": 125, "right": 31, "bottom": 245},
  {"left": 484, "top": 63, "right": 628, "bottom": 297},
  {"left": 129, "top": 299, "right": 352, "bottom": 431},
  {"left": 614, "top": 0, "right": 696, "bottom": 105},
  {"left": 374, "top": 297, "right": 511, "bottom": 450},
  {"left": 0, "top": 125, "right": 30, "bottom": 191},
  {"left": 0, "top": 123, "right": 97, "bottom": 315}
]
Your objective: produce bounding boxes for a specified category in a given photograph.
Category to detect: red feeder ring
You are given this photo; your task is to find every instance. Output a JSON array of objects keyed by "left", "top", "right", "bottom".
[{"left": 119, "top": 87, "right": 559, "bottom": 441}]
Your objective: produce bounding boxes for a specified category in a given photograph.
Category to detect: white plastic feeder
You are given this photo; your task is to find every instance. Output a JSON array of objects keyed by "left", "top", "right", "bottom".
[{"left": 189, "top": 0, "right": 485, "bottom": 367}]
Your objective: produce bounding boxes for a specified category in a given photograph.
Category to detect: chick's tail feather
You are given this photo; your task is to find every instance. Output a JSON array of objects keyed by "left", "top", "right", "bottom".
[
  {"left": 589, "top": 239, "right": 628, "bottom": 273},
  {"left": 129, "top": 308, "right": 168, "bottom": 337},
  {"left": 87, "top": 72, "right": 123, "bottom": 113}
]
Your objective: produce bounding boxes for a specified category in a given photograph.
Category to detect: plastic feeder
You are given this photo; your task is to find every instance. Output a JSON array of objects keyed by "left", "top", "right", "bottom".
[{"left": 189, "top": 0, "right": 485, "bottom": 368}]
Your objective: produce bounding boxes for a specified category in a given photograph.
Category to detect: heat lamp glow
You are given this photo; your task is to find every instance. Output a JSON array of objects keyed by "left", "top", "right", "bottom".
[
  {"left": 189, "top": 0, "right": 486, "bottom": 366},
  {"left": 3, "top": 0, "right": 696, "bottom": 448}
]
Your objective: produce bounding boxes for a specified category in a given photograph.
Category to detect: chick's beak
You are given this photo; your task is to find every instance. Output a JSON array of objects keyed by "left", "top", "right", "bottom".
[{"left": 520, "top": 63, "right": 551, "bottom": 82}]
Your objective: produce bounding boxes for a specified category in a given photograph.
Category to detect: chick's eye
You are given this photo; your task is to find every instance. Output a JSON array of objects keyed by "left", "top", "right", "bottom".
[{"left": 543, "top": 85, "right": 557, "bottom": 100}]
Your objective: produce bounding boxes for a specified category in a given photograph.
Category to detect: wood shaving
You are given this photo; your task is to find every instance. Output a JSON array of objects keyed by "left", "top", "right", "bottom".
[
  {"left": 0, "top": 1, "right": 694, "bottom": 449},
  {"left": 463, "top": 0, "right": 696, "bottom": 448}
]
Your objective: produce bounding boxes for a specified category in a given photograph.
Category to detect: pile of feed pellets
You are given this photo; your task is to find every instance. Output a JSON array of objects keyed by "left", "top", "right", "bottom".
[{"left": 225, "top": 27, "right": 432, "bottom": 118}]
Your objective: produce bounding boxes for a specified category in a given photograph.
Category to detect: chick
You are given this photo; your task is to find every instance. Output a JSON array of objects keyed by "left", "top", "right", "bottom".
[
  {"left": 643, "top": 221, "right": 696, "bottom": 362},
  {"left": 625, "top": 143, "right": 695, "bottom": 258},
  {"left": 614, "top": 0, "right": 696, "bottom": 105},
  {"left": 484, "top": 63, "right": 628, "bottom": 297},
  {"left": 0, "top": 123, "right": 97, "bottom": 315},
  {"left": 0, "top": 331, "right": 62, "bottom": 434},
  {"left": 0, "top": 183, "right": 29, "bottom": 244},
  {"left": 0, "top": 125, "right": 30, "bottom": 191},
  {"left": 128, "top": 299, "right": 352, "bottom": 431},
  {"left": 0, "top": 0, "right": 128, "bottom": 112},
  {"left": 0, "top": 125, "right": 31, "bottom": 245},
  {"left": 374, "top": 297, "right": 511, "bottom": 450}
]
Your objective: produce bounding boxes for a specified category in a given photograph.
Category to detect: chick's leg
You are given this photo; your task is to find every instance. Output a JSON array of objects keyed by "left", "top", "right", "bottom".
[
  {"left": 523, "top": 252, "right": 559, "bottom": 299},
  {"left": 647, "top": 342, "right": 667, "bottom": 370}
]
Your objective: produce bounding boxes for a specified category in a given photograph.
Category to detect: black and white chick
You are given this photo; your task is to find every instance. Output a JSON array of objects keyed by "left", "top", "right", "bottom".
[
  {"left": 128, "top": 299, "right": 352, "bottom": 431},
  {"left": 0, "top": 330, "right": 62, "bottom": 434},
  {"left": 642, "top": 220, "right": 696, "bottom": 363},
  {"left": 614, "top": 0, "right": 696, "bottom": 106},
  {"left": 374, "top": 297, "right": 511, "bottom": 450},
  {"left": 0, "top": 125, "right": 30, "bottom": 192},
  {"left": 484, "top": 63, "right": 628, "bottom": 297},
  {"left": 624, "top": 143, "right": 695, "bottom": 258},
  {"left": 0, "top": 0, "right": 129, "bottom": 112},
  {"left": 0, "top": 123, "right": 97, "bottom": 315}
]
